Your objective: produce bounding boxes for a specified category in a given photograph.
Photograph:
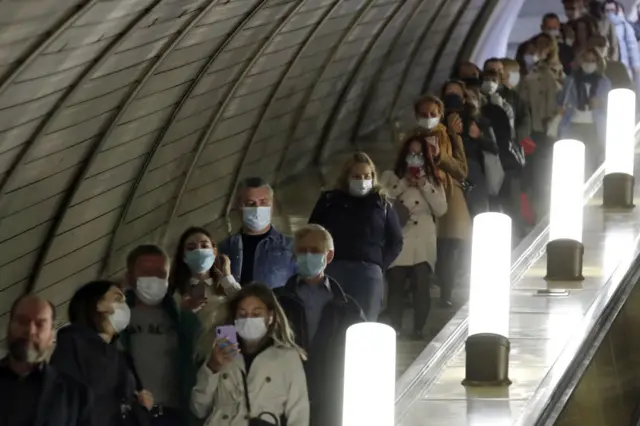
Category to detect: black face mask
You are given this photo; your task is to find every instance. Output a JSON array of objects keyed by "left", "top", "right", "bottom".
[
  {"left": 443, "top": 93, "right": 464, "bottom": 111},
  {"left": 460, "top": 77, "right": 482, "bottom": 89}
]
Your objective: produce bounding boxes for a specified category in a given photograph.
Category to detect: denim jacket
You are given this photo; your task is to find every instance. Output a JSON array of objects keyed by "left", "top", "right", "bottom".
[
  {"left": 558, "top": 74, "right": 611, "bottom": 143},
  {"left": 218, "top": 226, "right": 296, "bottom": 289}
]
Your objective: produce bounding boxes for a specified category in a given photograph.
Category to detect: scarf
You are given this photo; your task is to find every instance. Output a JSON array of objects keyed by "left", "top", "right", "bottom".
[
  {"left": 411, "top": 123, "right": 453, "bottom": 190},
  {"left": 574, "top": 69, "right": 600, "bottom": 111}
]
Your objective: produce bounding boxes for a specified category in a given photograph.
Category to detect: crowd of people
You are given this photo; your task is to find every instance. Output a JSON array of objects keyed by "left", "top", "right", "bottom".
[{"left": 3, "top": 0, "right": 640, "bottom": 425}]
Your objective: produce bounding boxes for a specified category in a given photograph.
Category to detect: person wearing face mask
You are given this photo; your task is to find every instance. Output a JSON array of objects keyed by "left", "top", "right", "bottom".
[
  {"left": 119, "top": 244, "right": 202, "bottom": 426},
  {"left": 499, "top": 58, "right": 533, "bottom": 145},
  {"left": 413, "top": 94, "right": 469, "bottom": 307},
  {"left": 480, "top": 68, "right": 516, "bottom": 137},
  {"left": 541, "top": 13, "right": 576, "bottom": 74},
  {"left": 453, "top": 61, "right": 483, "bottom": 91},
  {"left": 563, "top": 0, "right": 619, "bottom": 60},
  {"left": 443, "top": 82, "right": 498, "bottom": 217},
  {"left": 308, "top": 151, "right": 403, "bottom": 320},
  {"left": 380, "top": 134, "right": 447, "bottom": 338},
  {"left": 603, "top": 0, "right": 640, "bottom": 79},
  {"left": 558, "top": 47, "right": 612, "bottom": 174},
  {"left": 191, "top": 283, "right": 309, "bottom": 426},
  {"left": 588, "top": 33, "right": 632, "bottom": 89},
  {"left": 51, "top": 280, "right": 154, "bottom": 426},
  {"left": 171, "top": 227, "right": 240, "bottom": 328},
  {"left": 218, "top": 177, "right": 296, "bottom": 289},
  {"left": 274, "top": 225, "right": 364, "bottom": 426},
  {"left": 0, "top": 295, "right": 91, "bottom": 426}
]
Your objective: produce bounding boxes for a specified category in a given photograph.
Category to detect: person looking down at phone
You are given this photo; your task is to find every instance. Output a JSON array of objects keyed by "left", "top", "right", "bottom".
[
  {"left": 119, "top": 244, "right": 201, "bottom": 426},
  {"left": 274, "top": 224, "right": 364, "bottom": 426},
  {"left": 413, "top": 94, "right": 469, "bottom": 308},
  {"left": 191, "top": 283, "right": 309, "bottom": 426},
  {"left": 218, "top": 177, "right": 296, "bottom": 289}
]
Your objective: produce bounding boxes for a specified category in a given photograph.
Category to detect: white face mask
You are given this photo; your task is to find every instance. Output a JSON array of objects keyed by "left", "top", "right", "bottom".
[
  {"left": 481, "top": 81, "right": 499, "bottom": 95},
  {"left": 242, "top": 206, "right": 271, "bottom": 231},
  {"left": 135, "top": 277, "right": 168, "bottom": 306},
  {"left": 348, "top": 179, "right": 373, "bottom": 196},
  {"left": 545, "top": 29, "right": 560, "bottom": 38},
  {"left": 508, "top": 71, "right": 520, "bottom": 87},
  {"left": 581, "top": 63, "right": 597, "bottom": 74},
  {"left": 417, "top": 117, "right": 440, "bottom": 129},
  {"left": 235, "top": 317, "right": 268, "bottom": 341},
  {"left": 565, "top": 38, "right": 575, "bottom": 47},
  {"left": 523, "top": 54, "right": 538, "bottom": 69},
  {"left": 108, "top": 302, "right": 131, "bottom": 333},
  {"left": 406, "top": 153, "right": 425, "bottom": 167}
]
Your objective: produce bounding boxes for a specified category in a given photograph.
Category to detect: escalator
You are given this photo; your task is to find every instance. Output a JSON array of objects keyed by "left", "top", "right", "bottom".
[{"left": 531, "top": 254, "right": 640, "bottom": 426}]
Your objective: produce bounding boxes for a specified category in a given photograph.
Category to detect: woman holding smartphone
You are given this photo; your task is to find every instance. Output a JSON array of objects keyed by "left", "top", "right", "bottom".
[
  {"left": 191, "top": 283, "right": 309, "bottom": 426},
  {"left": 170, "top": 226, "right": 242, "bottom": 362}
]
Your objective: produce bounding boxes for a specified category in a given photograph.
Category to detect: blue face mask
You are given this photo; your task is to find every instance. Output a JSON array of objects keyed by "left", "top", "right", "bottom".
[
  {"left": 242, "top": 206, "right": 271, "bottom": 231},
  {"left": 185, "top": 248, "right": 215, "bottom": 273},
  {"left": 296, "top": 253, "right": 326, "bottom": 278}
]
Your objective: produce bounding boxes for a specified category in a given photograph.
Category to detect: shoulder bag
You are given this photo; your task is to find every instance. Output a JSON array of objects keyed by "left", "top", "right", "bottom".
[{"left": 242, "top": 371, "right": 287, "bottom": 426}]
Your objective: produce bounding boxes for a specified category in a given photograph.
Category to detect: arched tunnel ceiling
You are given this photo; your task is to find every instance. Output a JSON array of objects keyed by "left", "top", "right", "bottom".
[{"left": 0, "top": 0, "right": 490, "bottom": 333}]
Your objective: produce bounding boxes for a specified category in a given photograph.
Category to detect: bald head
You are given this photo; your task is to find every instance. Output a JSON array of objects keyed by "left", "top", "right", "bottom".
[{"left": 7, "top": 294, "right": 56, "bottom": 364}]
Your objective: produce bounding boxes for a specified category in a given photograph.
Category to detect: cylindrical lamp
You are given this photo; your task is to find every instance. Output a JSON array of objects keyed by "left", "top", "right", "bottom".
[
  {"left": 603, "top": 88, "right": 636, "bottom": 208},
  {"left": 546, "top": 139, "right": 586, "bottom": 281},
  {"left": 342, "top": 323, "right": 395, "bottom": 426},
  {"left": 463, "top": 212, "right": 512, "bottom": 387}
]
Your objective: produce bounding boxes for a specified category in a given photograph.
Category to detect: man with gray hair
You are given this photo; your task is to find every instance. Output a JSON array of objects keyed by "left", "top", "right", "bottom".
[
  {"left": 274, "top": 224, "right": 364, "bottom": 426},
  {"left": 218, "top": 176, "right": 296, "bottom": 288}
]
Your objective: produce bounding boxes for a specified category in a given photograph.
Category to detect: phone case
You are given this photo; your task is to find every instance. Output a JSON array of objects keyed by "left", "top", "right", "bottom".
[{"left": 216, "top": 325, "right": 238, "bottom": 346}]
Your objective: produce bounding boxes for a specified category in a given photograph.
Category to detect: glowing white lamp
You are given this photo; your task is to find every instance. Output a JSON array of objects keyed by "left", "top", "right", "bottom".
[
  {"left": 342, "top": 323, "right": 395, "bottom": 426},
  {"left": 546, "top": 139, "right": 586, "bottom": 281},
  {"left": 603, "top": 88, "right": 636, "bottom": 208},
  {"left": 463, "top": 212, "right": 512, "bottom": 387}
]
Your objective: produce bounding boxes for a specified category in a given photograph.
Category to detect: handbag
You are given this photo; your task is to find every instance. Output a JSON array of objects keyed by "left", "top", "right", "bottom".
[
  {"left": 482, "top": 151, "right": 505, "bottom": 196},
  {"left": 241, "top": 371, "right": 286, "bottom": 426},
  {"left": 120, "top": 353, "right": 152, "bottom": 426}
]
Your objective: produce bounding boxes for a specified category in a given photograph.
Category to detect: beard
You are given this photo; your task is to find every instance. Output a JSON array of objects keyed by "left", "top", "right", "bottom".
[{"left": 7, "top": 338, "right": 46, "bottom": 363}]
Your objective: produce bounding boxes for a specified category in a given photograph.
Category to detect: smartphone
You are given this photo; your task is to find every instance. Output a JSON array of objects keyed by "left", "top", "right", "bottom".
[
  {"left": 191, "top": 283, "right": 206, "bottom": 300},
  {"left": 216, "top": 325, "right": 238, "bottom": 347}
]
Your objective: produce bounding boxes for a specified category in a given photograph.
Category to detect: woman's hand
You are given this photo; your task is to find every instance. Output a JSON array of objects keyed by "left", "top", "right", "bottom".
[
  {"left": 447, "top": 113, "right": 463, "bottom": 134},
  {"left": 468, "top": 121, "right": 481, "bottom": 138},
  {"left": 181, "top": 294, "right": 207, "bottom": 313},
  {"left": 207, "top": 339, "right": 240, "bottom": 373},
  {"left": 136, "top": 389, "right": 154, "bottom": 410},
  {"left": 589, "top": 98, "right": 602, "bottom": 109},
  {"left": 216, "top": 254, "right": 232, "bottom": 277}
]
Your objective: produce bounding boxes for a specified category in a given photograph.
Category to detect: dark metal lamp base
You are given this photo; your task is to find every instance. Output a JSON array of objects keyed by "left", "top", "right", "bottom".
[
  {"left": 462, "top": 333, "right": 511, "bottom": 387},
  {"left": 545, "top": 238, "right": 584, "bottom": 281},
  {"left": 602, "top": 172, "right": 634, "bottom": 209}
]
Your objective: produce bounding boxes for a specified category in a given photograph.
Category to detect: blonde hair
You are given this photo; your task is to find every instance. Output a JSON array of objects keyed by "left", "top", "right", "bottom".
[
  {"left": 294, "top": 224, "right": 334, "bottom": 252},
  {"left": 501, "top": 58, "right": 520, "bottom": 72},
  {"left": 335, "top": 151, "right": 385, "bottom": 196},
  {"left": 414, "top": 93, "right": 444, "bottom": 116}
]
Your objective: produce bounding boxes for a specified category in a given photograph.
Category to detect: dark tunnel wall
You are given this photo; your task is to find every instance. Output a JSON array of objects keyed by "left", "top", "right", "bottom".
[{"left": 0, "top": 0, "right": 492, "bottom": 337}]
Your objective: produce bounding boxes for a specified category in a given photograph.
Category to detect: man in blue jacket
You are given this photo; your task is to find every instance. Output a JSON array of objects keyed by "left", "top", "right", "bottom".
[
  {"left": 0, "top": 294, "right": 91, "bottom": 426},
  {"left": 218, "top": 176, "right": 296, "bottom": 289}
]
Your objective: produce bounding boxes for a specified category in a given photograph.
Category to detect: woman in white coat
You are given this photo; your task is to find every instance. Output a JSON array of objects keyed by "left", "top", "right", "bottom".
[
  {"left": 380, "top": 135, "right": 448, "bottom": 339},
  {"left": 191, "top": 283, "right": 309, "bottom": 426}
]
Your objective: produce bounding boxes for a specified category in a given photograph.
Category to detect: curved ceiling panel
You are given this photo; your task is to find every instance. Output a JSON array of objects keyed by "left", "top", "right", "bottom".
[{"left": 0, "top": 0, "right": 490, "bottom": 333}]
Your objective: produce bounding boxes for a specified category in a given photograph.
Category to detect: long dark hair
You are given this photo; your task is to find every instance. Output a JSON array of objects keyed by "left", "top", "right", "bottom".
[
  {"left": 227, "top": 283, "right": 306, "bottom": 360},
  {"left": 170, "top": 226, "right": 222, "bottom": 296},
  {"left": 68, "top": 280, "right": 116, "bottom": 333},
  {"left": 393, "top": 135, "right": 440, "bottom": 184}
]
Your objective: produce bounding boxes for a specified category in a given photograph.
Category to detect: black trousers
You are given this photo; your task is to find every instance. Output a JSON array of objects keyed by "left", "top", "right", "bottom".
[
  {"left": 386, "top": 262, "right": 433, "bottom": 332},
  {"left": 436, "top": 238, "right": 463, "bottom": 303}
]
